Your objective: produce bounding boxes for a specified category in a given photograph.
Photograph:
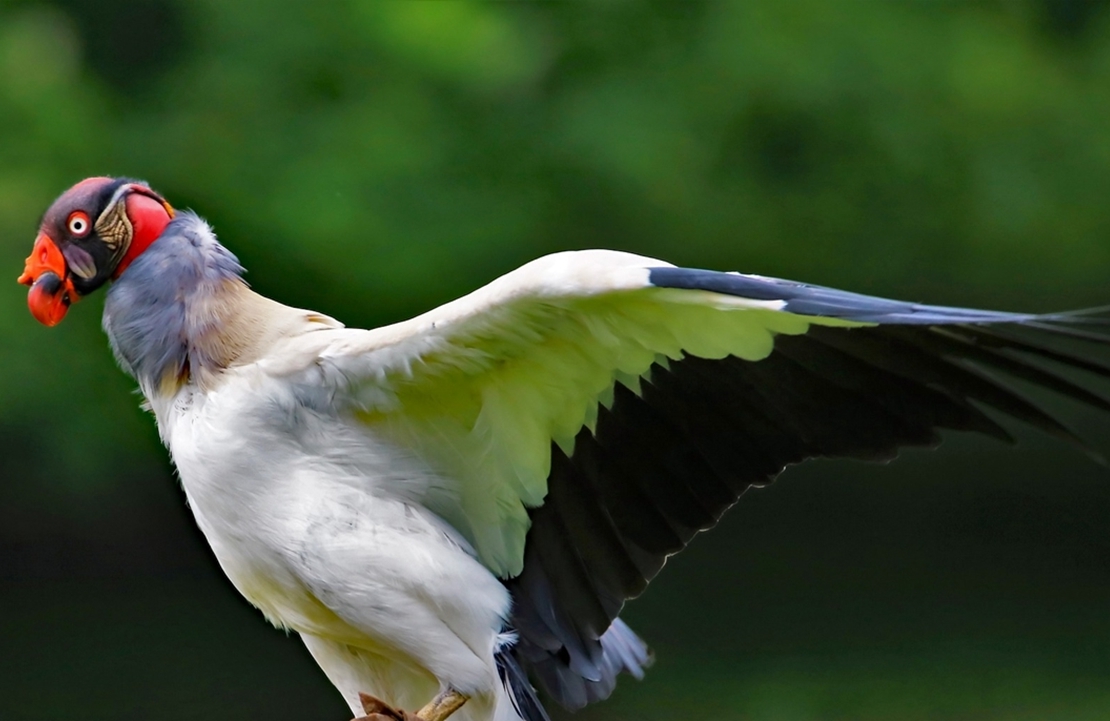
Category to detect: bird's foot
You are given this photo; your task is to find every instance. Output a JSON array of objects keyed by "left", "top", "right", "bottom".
[
  {"left": 355, "top": 693, "right": 421, "bottom": 721},
  {"left": 354, "top": 689, "right": 469, "bottom": 721}
]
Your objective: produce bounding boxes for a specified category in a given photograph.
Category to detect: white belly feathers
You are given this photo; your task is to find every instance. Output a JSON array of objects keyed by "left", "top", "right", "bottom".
[{"left": 149, "top": 365, "right": 513, "bottom": 701}]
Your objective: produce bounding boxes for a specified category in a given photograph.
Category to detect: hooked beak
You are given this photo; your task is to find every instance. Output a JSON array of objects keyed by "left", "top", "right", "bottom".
[{"left": 18, "top": 233, "right": 79, "bottom": 326}]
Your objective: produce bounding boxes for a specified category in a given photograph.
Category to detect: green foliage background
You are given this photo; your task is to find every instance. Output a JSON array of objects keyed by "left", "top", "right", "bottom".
[{"left": 1, "top": 2, "right": 1110, "bottom": 719}]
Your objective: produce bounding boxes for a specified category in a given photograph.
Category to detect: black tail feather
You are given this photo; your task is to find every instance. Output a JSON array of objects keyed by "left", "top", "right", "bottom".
[{"left": 497, "top": 642, "right": 551, "bottom": 721}]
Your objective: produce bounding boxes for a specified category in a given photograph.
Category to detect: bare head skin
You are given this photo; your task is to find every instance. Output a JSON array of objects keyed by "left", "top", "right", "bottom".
[{"left": 18, "top": 177, "right": 175, "bottom": 326}]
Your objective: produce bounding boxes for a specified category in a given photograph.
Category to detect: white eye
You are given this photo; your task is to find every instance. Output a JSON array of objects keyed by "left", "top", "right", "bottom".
[{"left": 67, "top": 212, "right": 90, "bottom": 237}]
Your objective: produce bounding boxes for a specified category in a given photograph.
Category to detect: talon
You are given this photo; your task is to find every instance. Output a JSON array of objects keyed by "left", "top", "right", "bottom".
[
  {"left": 417, "top": 689, "right": 469, "bottom": 721},
  {"left": 355, "top": 692, "right": 422, "bottom": 721}
]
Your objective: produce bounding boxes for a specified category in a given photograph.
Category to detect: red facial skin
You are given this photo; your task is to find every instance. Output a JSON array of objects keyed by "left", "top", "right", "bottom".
[
  {"left": 114, "top": 191, "right": 176, "bottom": 278},
  {"left": 18, "top": 233, "right": 76, "bottom": 326},
  {"left": 17, "top": 179, "right": 174, "bottom": 326}
]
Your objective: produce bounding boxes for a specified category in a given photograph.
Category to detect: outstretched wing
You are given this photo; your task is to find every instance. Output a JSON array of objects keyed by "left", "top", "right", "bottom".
[{"left": 280, "top": 250, "right": 1110, "bottom": 709}]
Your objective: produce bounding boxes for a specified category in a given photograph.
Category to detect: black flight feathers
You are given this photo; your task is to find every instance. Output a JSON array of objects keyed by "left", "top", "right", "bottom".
[{"left": 503, "top": 265, "right": 1110, "bottom": 712}]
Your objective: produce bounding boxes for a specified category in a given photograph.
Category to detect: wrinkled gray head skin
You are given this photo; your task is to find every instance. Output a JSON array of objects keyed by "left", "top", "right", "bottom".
[
  {"left": 103, "top": 211, "right": 244, "bottom": 393},
  {"left": 37, "top": 177, "right": 135, "bottom": 295}
]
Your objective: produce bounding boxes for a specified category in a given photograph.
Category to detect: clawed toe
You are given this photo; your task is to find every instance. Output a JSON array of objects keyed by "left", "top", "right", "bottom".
[
  {"left": 354, "top": 692, "right": 422, "bottom": 721},
  {"left": 353, "top": 689, "right": 469, "bottom": 721}
]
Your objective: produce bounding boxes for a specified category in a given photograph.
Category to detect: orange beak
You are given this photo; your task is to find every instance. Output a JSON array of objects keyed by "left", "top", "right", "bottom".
[{"left": 17, "top": 234, "right": 79, "bottom": 326}]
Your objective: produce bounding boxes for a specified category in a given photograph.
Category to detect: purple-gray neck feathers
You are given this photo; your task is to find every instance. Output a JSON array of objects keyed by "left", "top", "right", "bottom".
[{"left": 103, "top": 211, "right": 245, "bottom": 393}]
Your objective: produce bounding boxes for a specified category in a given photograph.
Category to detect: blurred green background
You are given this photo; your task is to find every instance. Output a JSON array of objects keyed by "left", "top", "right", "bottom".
[{"left": 2, "top": 1, "right": 1110, "bottom": 719}]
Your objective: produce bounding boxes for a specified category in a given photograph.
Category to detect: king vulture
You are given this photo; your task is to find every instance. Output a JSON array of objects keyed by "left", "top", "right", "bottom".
[{"left": 18, "top": 177, "right": 1110, "bottom": 721}]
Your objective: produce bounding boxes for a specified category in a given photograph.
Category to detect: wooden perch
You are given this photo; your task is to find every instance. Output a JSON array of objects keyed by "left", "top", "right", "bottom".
[{"left": 356, "top": 689, "right": 469, "bottom": 721}]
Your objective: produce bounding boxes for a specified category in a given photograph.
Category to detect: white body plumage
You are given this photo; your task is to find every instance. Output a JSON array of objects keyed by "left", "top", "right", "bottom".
[{"left": 149, "top": 329, "right": 521, "bottom": 720}]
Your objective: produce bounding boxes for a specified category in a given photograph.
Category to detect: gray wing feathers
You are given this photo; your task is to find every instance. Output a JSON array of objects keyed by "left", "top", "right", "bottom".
[{"left": 648, "top": 266, "right": 1038, "bottom": 324}]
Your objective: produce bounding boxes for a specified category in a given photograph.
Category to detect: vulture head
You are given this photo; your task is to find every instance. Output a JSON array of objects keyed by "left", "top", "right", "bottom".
[{"left": 18, "top": 177, "right": 175, "bottom": 326}]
